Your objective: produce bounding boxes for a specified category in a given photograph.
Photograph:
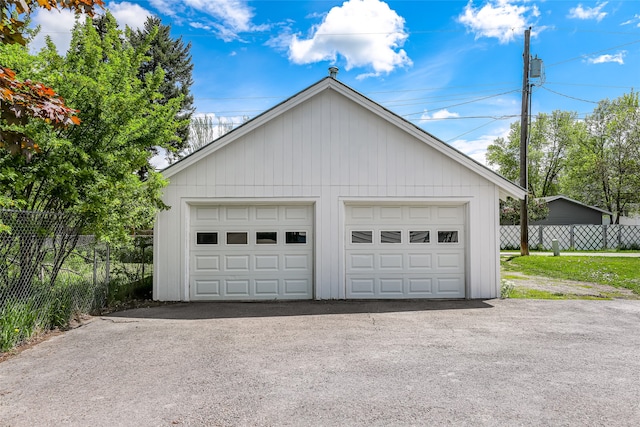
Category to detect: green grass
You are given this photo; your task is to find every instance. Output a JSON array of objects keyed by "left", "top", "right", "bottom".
[
  {"left": 508, "top": 288, "right": 613, "bottom": 300},
  {"left": 502, "top": 255, "right": 640, "bottom": 294}
]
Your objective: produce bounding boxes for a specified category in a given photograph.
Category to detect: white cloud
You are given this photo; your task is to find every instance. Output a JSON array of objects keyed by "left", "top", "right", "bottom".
[
  {"left": 108, "top": 2, "right": 153, "bottom": 30},
  {"left": 29, "top": 2, "right": 152, "bottom": 53},
  {"left": 288, "top": 0, "right": 412, "bottom": 78},
  {"left": 450, "top": 126, "right": 510, "bottom": 166},
  {"left": 420, "top": 109, "right": 460, "bottom": 123},
  {"left": 457, "top": 0, "right": 537, "bottom": 44},
  {"left": 149, "top": 0, "right": 179, "bottom": 18},
  {"left": 150, "top": 146, "right": 171, "bottom": 170},
  {"left": 587, "top": 51, "right": 625, "bottom": 65},
  {"left": 29, "top": 9, "right": 78, "bottom": 53},
  {"left": 150, "top": 0, "right": 270, "bottom": 41},
  {"left": 185, "top": 0, "right": 254, "bottom": 32},
  {"left": 620, "top": 14, "right": 640, "bottom": 27},
  {"left": 189, "top": 21, "right": 212, "bottom": 31},
  {"left": 568, "top": 2, "right": 608, "bottom": 22},
  {"left": 450, "top": 137, "right": 490, "bottom": 165},
  {"left": 265, "top": 28, "right": 294, "bottom": 51},
  {"left": 181, "top": 0, "right": 268, "bottom": 41}
]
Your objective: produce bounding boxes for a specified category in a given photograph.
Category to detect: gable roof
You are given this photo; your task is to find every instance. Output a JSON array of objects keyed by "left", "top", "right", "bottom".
[
  {"left": 163, "top": 77, "right": 526, "bottom": 200},
  {"left": 540, "top": 195, "right": 612, "bottom": 215}
]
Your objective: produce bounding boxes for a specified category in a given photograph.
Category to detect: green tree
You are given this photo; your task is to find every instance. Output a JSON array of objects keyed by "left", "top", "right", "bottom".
[
  {"left": 486, "top": 111, "right": 583, "bottom": 198},
  {"left": 528, "top": 111, "right": 584, "bottom": 198},
  {"left": 184, "top": 115, "right": 224, "bottom": 156},
  {"left": 182, "top": 115, "right": 251, "bottom": 157},
  {"left": 1, "top": 12, "right": 181, "bottom": 238},
  {"left": 499, "top": 198, "right": 549, "bottom": 225},
  {"left": 562, "top": 92, "right": 640, "bottom": 223},
  {"left": 128, "top": 16, "right": 194, "bottom": 151},
  {"left": 1, "top": 13, "right": 181, "bottom": 293},
  {"left": 486, "top": 121, "right": 520, "bottom": 183}
]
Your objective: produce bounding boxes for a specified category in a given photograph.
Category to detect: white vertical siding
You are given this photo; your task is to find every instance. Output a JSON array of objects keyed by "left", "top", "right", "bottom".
[
  {"left": 155, "top": 87, "right": 504, "bottom": 301},
  {"left": 466, "top": 185, "right": 500, "bottom": 299}
]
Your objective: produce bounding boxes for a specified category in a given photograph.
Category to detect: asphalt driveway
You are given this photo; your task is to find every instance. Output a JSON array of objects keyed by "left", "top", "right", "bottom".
[{"left": 1, "top": 299, "right": 640, "bottom": 426}]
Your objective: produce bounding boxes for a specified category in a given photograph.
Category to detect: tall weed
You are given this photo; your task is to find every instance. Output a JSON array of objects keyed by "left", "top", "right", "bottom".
[{"left": 0, "top": 299, "right": 39, "bottom": 352}]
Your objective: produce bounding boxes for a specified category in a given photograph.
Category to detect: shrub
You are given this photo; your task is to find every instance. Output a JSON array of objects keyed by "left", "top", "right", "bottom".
[{"left": 500, "top": 279, "right": 516, "bottom": 299}]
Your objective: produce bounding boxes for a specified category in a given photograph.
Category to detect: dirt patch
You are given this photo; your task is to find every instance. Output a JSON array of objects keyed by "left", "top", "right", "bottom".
[
  {"left": 95, "top": 299, "right": 177, "bottom": 315},
  {"left": 505, "top": 272, "right": 640, "bottom": 299}
]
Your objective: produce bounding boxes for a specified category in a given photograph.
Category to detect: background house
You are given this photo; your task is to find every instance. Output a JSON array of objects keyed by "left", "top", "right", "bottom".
[
  {"left": 619, "top": 204, "right": 640, "bottom": 225},
  {"left": 532, "top": 195, "right": 612, "bottom": 225},
  {"left": 154, "top": 73, "right": 525, "bottom": 301}
]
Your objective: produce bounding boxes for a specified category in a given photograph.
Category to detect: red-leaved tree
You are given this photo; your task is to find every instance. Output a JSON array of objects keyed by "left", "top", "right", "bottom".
[{"left": 0, "top": 0, "right": 104, "bottom": 158}]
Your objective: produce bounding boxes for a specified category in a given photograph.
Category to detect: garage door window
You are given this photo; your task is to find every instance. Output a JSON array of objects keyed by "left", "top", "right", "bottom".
[
  {"left": 352, "top": 231, "right": 372, "bottom": 244},
  {"left": 438, "top": 231, "right": 458, "bottom": 243},
  {"left": 196, "top": 232, "right": 218, "bottom": 245},
  {"left": 256, "top": 232, "right": 277, "bottom": 244},
  {"left": 381, "top": 231, "right": 401, "bottom": 243},
  {"left": 286, "top": 232, "right": 307, "bottom": 244},
  {"left": 227, "top": 232, "right": 248, "bottom": 244},
  {"left": 409, "top": 231, "right": 429, "bottom": 243}
]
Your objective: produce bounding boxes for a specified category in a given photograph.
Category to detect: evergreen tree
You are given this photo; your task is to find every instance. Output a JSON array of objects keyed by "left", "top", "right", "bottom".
[{"left": 128, "top": 16, "right": 194, "bottom": 151}]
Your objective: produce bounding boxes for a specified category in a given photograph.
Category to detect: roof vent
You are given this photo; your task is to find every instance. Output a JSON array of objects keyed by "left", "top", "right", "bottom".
[{"left": 328, "top": 66, "right": 339, "bottom": 79}]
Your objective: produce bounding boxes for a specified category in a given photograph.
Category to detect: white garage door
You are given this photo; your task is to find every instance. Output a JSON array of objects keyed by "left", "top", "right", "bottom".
[
  {"left": 189, "top": 205, "right": 313, "bottom": 300},
  {"left": 345, "top": 205, "right": 466, "bottom": 299}
]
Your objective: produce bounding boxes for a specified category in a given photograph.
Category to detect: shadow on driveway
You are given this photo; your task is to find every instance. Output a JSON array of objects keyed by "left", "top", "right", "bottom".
[{"left": 107, "top": 299, "right": 495, "bottom": 320}]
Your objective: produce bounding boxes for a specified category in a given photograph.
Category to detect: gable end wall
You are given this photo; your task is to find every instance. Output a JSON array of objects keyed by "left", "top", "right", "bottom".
[{"left": 155, "top": 88, "right": 502, "bottom": 300}]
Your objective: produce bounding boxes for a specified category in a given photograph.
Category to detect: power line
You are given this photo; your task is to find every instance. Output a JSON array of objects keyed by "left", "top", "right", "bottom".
[
  {"left": 410, "top": 115, "right": 519, "bottom": 121},
  {"left": 381, "top": 86, "right": 520, "bottom": 106},
  {"left": 445, "top": 119, "right": 501, "bottom": 143},
  {"left": 365, "top": 82, "right": 520, "bottom": 95},
  {"left": 546, "top": 38, "right": 640, "bottom": 68},
  {"left": 193, "top": 83, "right": 522, "bottom": 102},
  {"left": 544, "top": 81, "right": 635, "bottom": 89},
  {"left": 402, "top": 89, "right": 521, "bottom": 117},
  {"left": 540, "top": 87, "right": 600, "bottom": 104}
]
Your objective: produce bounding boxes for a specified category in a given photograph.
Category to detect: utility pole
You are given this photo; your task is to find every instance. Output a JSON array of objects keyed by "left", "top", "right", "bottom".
[{"left": 519, "top": 27, "right": 531, "bottom": 256}]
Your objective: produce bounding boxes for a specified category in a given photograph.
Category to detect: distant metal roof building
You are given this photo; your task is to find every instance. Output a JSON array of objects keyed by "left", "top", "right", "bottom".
[{"left": 534, "top": 195, "right": 612, "bottom": 225}]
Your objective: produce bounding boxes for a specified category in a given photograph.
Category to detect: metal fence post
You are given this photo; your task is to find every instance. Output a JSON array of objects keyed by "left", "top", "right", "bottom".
[
  {"left": 538, "top": 226, "right": 544, "bottom": 249},
  {"left": 618, "top": 226, "right": 622, "bottom": 248},
  {"left": 570, "top": 225, "right": 574, "bottom": 249},
  {"left": 105, "top": 243, "right": 110, "bottom": 285},
  {"left": 93, "top": 245, "right": 97, "bottom": 287}
]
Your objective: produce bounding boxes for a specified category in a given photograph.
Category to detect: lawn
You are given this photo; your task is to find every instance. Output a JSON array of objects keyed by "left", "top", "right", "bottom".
[{"left": 501, "top": 255, "right": 640, "bottom": 295}]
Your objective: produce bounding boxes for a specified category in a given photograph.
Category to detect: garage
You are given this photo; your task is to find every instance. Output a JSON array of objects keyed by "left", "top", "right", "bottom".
[
  {"left": 345, "top": 204, "right": 466, "bottom": 299},
  {"left": 189, "top": 204, "right": 314, "bottom": 300},
  {"left": 154, "top": 74, "right": 525, "bottom": 301}
]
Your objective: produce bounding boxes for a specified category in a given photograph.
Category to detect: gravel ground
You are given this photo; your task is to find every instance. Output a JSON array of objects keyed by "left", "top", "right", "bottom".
[{"left": 1, "top": 299, "right": 640, "bottom": 426}]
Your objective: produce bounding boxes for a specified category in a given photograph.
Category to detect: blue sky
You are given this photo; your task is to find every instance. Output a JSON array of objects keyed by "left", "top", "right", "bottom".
[{"left": 29, "top": 0, "right": 640, "bottom": 166}]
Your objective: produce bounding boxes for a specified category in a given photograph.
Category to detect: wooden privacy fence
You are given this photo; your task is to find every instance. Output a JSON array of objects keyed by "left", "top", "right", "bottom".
[{"left": 500, "top": 225, "right": 640, "bottom": 250}]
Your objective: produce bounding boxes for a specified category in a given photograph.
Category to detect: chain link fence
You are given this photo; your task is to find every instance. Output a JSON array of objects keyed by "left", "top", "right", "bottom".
[
  {"left": 501, "top": 224, "right": 640, "bottom": 250},
  {"left": 1, "top": 209, "right": 152, "bottom": 352}
]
